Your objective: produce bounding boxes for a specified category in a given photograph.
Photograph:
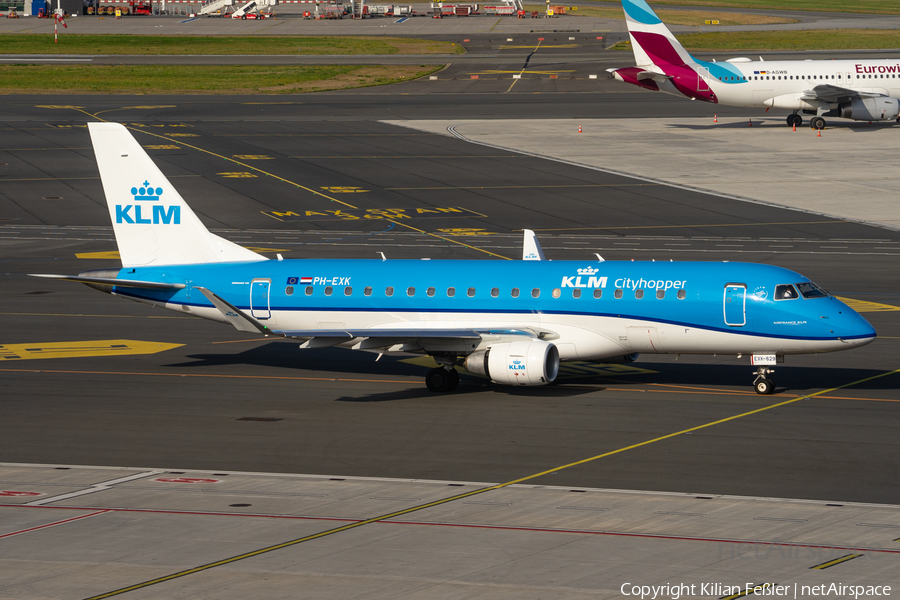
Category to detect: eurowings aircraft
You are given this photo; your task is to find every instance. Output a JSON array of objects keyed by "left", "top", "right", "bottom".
[
  {"left": 608, "top": 0, "right": 900, "bottom": 129},
  {"left": 32, "top": 123, "right": 876, "bottom": 394}
]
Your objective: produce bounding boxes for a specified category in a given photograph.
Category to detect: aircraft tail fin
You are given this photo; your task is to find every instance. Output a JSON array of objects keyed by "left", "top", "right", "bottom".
[
  {"left": 88, "top": 122, "right": 266, "bottom": 268},
  {"left": 622, "top": 0, "right": 694, "bottom": 68}
]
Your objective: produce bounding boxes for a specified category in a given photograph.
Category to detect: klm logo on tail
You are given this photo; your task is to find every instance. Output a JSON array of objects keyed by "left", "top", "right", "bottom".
[{"left": 116, "top": 181, "right": 181, "bottom": 225}]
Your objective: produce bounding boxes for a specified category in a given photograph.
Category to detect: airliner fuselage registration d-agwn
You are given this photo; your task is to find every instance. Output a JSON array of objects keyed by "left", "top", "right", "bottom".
[
  {"left": 609, "top": 0, "right": 900, "bottom": 130},
  {"left": 33, "top": 124, "right": 875, "bottom": 394}
]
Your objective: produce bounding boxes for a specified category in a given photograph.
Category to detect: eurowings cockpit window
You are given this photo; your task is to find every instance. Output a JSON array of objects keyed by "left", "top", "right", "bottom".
[
  {"left": 774, "top": 284, "right": 799, "bottom": 300},
  {"left": 795, "top": 282, "right": 829, "bottom": 299}
]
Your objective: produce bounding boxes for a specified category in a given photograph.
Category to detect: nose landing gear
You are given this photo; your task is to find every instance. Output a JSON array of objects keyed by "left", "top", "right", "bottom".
[{"left": 753, "top": 367, "right": 775, "bottom": 395}]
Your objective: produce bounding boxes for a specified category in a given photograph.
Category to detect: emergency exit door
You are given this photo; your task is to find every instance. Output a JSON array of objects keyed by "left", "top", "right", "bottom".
[
  {"left": 723, "top": 284, "right": 746, "bottom": 327},
  {"left": 250, "top": 279, "right": 271, "bottom": 320}
]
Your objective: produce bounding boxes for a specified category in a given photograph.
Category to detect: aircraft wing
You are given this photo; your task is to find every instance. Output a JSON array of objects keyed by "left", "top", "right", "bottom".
[
  {"left": 277, "top": 328, "right": 484, "bottom": 350},
  {"left": 802, "top": 84, "right": 886, "bottom": 104},
  {"left": 197, "top": 286, "right": 524, "bottom": 351}
]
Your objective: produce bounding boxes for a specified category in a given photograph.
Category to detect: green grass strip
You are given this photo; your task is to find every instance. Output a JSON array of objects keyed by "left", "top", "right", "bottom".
[
  {"left": 0, "top": 34, "right": 464, "bottom": 55},
  {"left": 0, "top": 64, "right": 441, "bottom": 94}
]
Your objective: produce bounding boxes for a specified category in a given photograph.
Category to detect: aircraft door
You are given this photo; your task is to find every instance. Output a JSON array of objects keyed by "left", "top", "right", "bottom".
[
  {"left": 250, "top": 279, "right": 271, "bottom": 320},
  {"left": 723, "top": 284, "right": 746, "bottom": 327},
  {"left": 698, "top": 66, "right": 711, "bottom": 92}
]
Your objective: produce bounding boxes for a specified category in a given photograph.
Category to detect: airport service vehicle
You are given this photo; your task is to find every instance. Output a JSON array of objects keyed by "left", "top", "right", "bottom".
[
  {"left": 32, "top": 123, "right": 876, "bottom": 394},
  {"left": 608, "top": 0, "right": 900, "bottom": 129}
]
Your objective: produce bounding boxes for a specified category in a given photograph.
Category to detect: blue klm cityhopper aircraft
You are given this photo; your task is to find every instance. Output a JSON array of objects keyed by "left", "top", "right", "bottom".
[{"left": 32, "top": 123, "right": 876, "bottom": 394}]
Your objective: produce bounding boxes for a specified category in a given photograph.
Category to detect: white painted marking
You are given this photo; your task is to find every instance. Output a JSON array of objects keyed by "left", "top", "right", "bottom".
[{"left": 25, "top": 470, "right": 163, "bottom": 505}]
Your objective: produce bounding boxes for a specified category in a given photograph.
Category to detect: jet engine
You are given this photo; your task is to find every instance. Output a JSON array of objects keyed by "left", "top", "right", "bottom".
[
  {"left": 840, "top": 97, "right": 900, "bottom": 121},
  {"left": 464, "top": 340, "right": 559, "bottom": 386}
]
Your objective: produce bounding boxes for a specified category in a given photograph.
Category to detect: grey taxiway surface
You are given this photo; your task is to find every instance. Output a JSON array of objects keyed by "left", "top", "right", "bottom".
[{"left": 2, "top": 35, "right": 900, "bottom": 597}]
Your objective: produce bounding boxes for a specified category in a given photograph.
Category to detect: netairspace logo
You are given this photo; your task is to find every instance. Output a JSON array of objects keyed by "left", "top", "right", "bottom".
[{"left": 619, "top": 582, "right": 892, "bottom": 599}]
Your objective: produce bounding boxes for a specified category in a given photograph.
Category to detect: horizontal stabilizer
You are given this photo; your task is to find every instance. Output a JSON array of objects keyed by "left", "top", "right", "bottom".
[
  {"left": 196, "top": 287, "right": 270, "bottom": 334},
  {"left": 29, "top": 273, "right": 185, "bottom": 290}
]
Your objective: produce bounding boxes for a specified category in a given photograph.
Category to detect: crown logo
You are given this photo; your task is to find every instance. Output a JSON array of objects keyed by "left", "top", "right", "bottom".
[
  {"left": 577, "top": 266, "right": 599, "bottom": 275},
  {"left": 131, "top": 181, "right": 162, "bottom": 202}
]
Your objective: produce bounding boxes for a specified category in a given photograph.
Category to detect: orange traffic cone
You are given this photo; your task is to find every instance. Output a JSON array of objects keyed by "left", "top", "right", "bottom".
[
  {"left": 792, "top": 123, "right": 796, "bottom": 132},
  {"left": 748, "top": 118, "right": 752, "bottom": 127},
  {"left": 578, "top": 124, "right": 582, "bottom": 133},
  {"left": 817, "top": 128, "right": 822, "bottom": 137},
  {"left": 714, "top": 114, "right": 717, "bottom": 123}
]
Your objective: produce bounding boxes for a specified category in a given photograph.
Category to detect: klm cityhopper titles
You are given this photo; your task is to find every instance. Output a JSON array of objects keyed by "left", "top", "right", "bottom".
[{"left": 32, "top": 123, "right": 876, "bottom": 394}]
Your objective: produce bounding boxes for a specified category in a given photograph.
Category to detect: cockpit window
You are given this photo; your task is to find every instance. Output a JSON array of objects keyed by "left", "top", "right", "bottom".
[
  {"left": 795, "top": 282, "right": 829, "bottom": 299},
  {"left": 774, "top": 284, "right": 799, "bottom": 300}
]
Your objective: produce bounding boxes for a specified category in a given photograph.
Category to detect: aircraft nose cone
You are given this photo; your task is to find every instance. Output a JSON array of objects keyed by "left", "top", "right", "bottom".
[{"left": 833, "top": 308, "right": 876, "bottom": 347}]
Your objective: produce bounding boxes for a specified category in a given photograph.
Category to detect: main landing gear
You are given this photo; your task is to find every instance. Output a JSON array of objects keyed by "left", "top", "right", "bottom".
[
  {"left": 425, "top": 367, "right": 460, "bottom": 393},
  {"left": 787, "top": 113, "right": 803, "bottom": 127},
  {"left": 753, "top": 367, "right": 776, "bottom": 395},
  {"left": 810, "top": 116, "right": 826, "bottom": 130}
]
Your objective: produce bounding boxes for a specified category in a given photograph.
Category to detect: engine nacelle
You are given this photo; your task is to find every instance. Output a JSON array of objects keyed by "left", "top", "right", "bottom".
[
  {"left": 840, "top": 97, "right": 900, "bottom": 121},
  {"left": 464, "top": 340, "right": 559, "bottom": 386}
]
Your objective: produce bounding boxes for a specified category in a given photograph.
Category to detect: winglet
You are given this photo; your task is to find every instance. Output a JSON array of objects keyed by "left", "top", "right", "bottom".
[
  {"left": 522, "top": 229, "right": 546, "bottom": 261},
  {"left": 196, "top": 287, "right": 270, "bottom": 335}
]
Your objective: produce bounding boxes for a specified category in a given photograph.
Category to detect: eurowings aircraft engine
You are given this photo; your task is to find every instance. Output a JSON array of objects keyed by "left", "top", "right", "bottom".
[
  {"left": 840, "top": 98, "right": 900, "bottom": 121},
  {"left": 464, "top": 340, "right": 560, "bottom": 386},
  {"left": 32, "top": 122, "right": 877, "bottom": 396}
]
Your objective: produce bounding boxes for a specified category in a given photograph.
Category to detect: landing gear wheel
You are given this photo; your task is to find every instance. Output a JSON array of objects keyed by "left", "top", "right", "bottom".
[
  {"left": 787, "top": 113, "right": 802, "bottom": 127},
  {"left": 446, "top": 368, "right": 460, "bottom": 391},
  {"left": 810, "top": 116, "right": 826, "bottom": 130},
  {"left": 754, "top": 378, "right": 775, "bottom": 395},
  {"left": 426, "top": 367, "right": 457, "bottom": 393}
]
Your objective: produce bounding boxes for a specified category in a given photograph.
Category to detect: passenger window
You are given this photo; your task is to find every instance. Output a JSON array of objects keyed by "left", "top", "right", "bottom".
[
  {"left": 572, "top": 289, "right": 581, "bottom": 299},
  {"left": 364, "top": 286, "right": 372, "bottom": 296},
  {"left": 467, "top": 287, "right": 476, "bottom": 297},
  {"left": 532, "top": 288, "right": 540, "bottom": 298},
  {"left": 656, "top": 289, "right": 665, "bottom": 299},
  {"left": 285, "top": 286, "right": 294, "bottom": 296},
  {"left": 447, "top": 287, "right": 455, "bottom": 297},
  {"left": 407, "top": 287, "right": 415, "bottom": 297},
  {"left": 305, "top": 286, "right": 313, "bottom": 296},
  {"left": 552, "top": 288, "right": 561, "bottom": 298},
  {"left": 774, "top": 284, "right": 798, "bottom": 300},
  {"left": 635, "top": 289, "right": 644, "bottom": 299},
  {"left": 795, "top": 281, "right": 828, "bottom": 299},
  {"left": 491, "top": 288, "right": 499, "bottom": 298},
  {"left": 614, "top": 289, "right": 623, "bottom": 299},
  {"left": 677, "top": 289, "right": 686, "bottom": 300},
  {"left": 593, "top": 289, "right": 602, "bottom": 299},
  {"left": 427, "top": 287, "right": 435, "bottom": 297},
  {"left": 345, "top": 286, "right": 352, "bottom": 296},
  {"left": 385, "top": 286, "right": 394, "bottom": 297},
  {"left": 324, "top": 286, "right": 333, "bottom": 296},
  {"left": 511, "top": 288, "right": 520, "bottom": 298}
]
